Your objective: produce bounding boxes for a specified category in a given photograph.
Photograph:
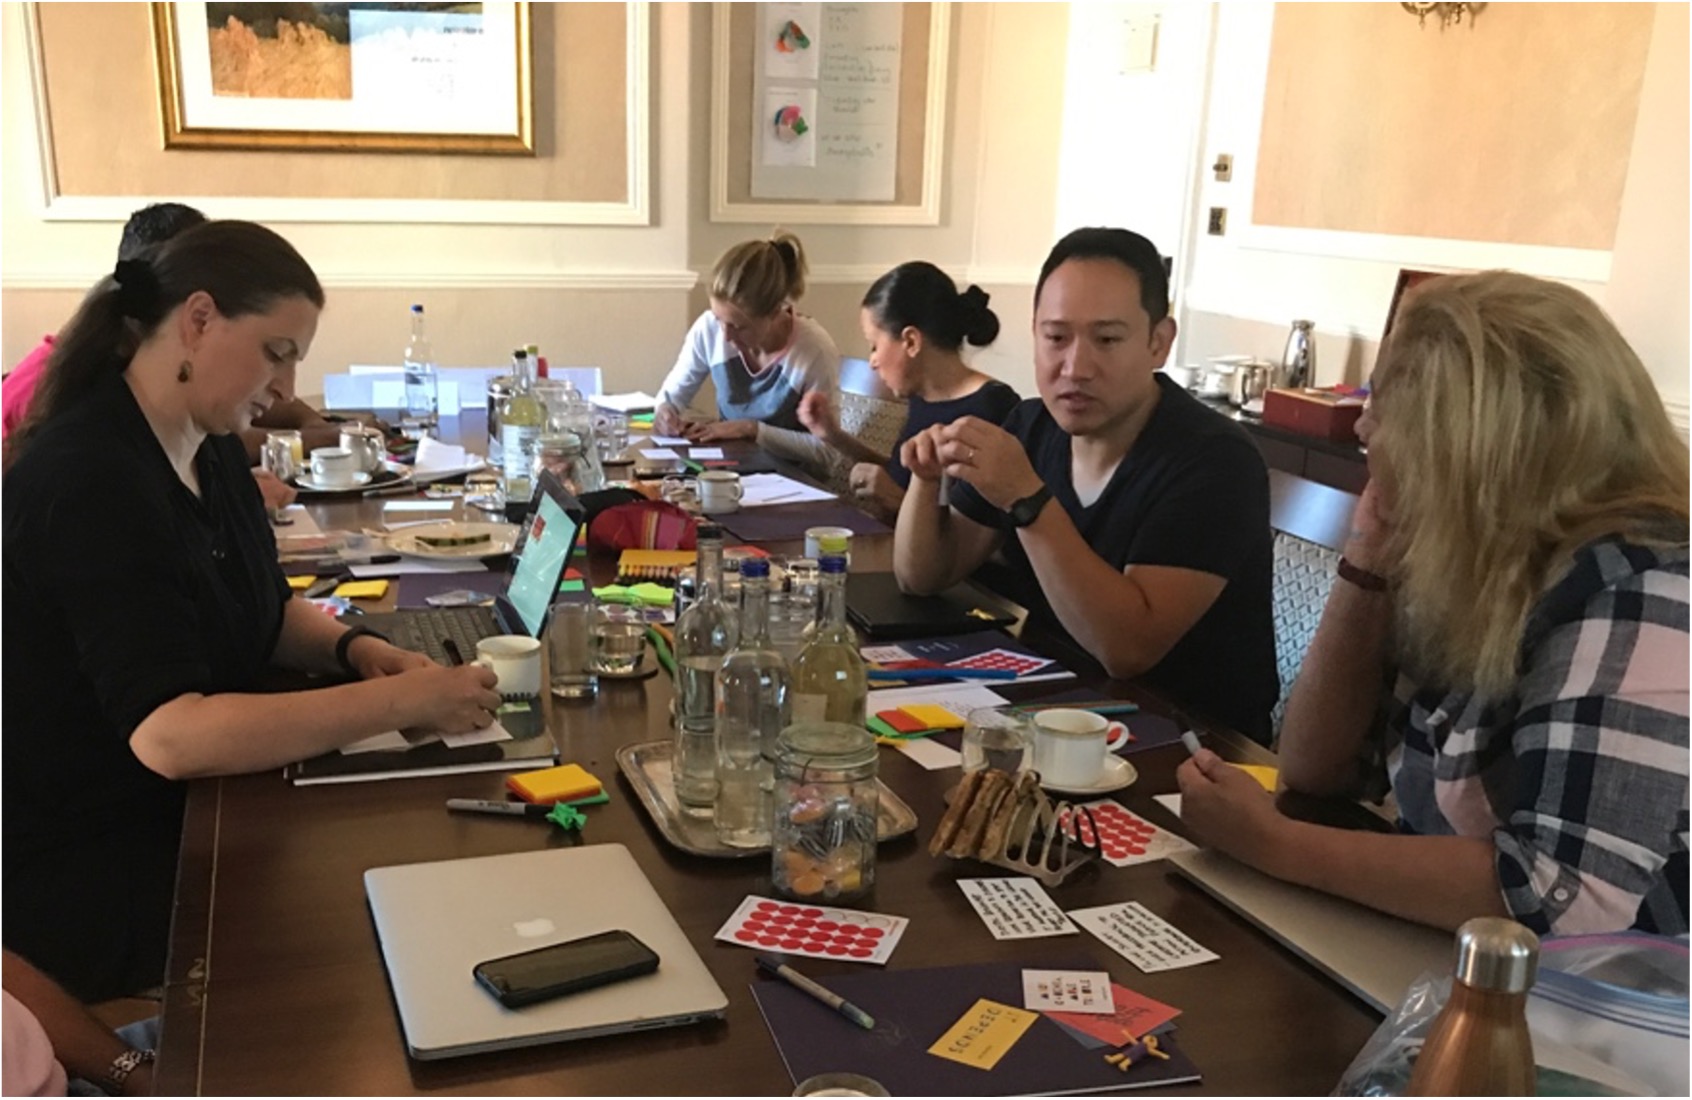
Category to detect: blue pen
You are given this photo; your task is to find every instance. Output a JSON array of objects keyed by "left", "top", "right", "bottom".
[{"left": 866, "top": 667, "right": 1018, "bottom": 682}]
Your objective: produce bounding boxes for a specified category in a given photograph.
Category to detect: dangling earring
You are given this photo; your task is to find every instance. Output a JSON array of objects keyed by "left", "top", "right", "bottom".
[{"left": 177, "top": 360, "right": 193, "bottom": 383}]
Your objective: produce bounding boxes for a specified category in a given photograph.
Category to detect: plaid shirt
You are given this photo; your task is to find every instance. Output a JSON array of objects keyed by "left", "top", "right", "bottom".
[{"left": 1378, "top": 533, "right": 1689, "bottom": 936}]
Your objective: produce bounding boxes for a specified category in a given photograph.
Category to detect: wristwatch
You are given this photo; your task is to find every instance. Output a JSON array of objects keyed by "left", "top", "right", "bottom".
[
  {"left": 1337, "top": 557, "right": 1389, "bottom": 591},
  {"left": 1006, "top": 485, "right": 1053, "bottom": 528},
  {"left": 100, "top": 1048, "right": 154, "bottom": 1095},
  {"left": 335, "top": 625, "right": 390, "bottom": 678}
]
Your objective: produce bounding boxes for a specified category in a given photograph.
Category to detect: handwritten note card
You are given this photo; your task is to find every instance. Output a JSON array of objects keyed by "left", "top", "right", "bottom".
[
  {"left": 927, "top": 999, "right": 1038, "bottom": 1071},
  {"left": 1021, "top": 969, "right": 1113, "bottom": 1014},
  {"left": 957, "top": 878, "right": 1076, "bottom": 940},
  {"left": 1067, "top": 902, "right": 1219, "bottom": 973}
]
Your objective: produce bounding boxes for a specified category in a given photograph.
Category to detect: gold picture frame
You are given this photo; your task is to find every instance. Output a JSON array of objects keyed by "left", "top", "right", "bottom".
[{"left": 150, "top": 2, "right": 534, "bottom": 155}]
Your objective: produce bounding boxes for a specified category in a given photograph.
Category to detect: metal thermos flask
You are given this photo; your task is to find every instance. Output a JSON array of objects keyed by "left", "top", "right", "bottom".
[{"left": 1281, "top": 319, "right": 1315, "bottom": 389}]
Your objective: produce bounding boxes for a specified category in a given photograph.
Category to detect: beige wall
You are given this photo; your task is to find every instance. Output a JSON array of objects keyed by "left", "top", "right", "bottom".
[{"left": 1, "top": 2, "right": 1067, "bottom": 405}]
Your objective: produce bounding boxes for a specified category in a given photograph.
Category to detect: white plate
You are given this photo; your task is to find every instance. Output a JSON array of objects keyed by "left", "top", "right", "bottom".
[
  {"left": 384, "top": 521, "right": 519, "bottom": 560},
  {"left": 294, "top": 470, "right": 372, "bottom": 491},
  {"left": 1039, "top": 755, "right": 1138, "bottom": 796}
]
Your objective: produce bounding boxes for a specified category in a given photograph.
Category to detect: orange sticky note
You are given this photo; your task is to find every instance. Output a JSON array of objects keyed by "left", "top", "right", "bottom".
[
  {"left": 900, "top": 704, "right": 966, "bottom": 731},
  {"left": 507, "top": 763, "right": 602, "bottom": 804},
  {"left": 333, "top": 579, "right": 389, "bottom": 600},
  {"left": 928, "top": 999, "right": 1038, "bottom": 1070}
]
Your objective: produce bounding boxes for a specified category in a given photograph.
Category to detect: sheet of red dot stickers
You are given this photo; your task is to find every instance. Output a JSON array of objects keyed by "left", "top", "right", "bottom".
[
  {"left": 1058, "top": 800, "right": 1197, "bottom": 867},
  {"left": 714, "top": 896, "right": 909, "bottom": 964}
]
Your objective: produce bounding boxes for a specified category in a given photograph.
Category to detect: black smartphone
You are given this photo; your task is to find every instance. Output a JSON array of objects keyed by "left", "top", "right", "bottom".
[{"left": 472, "top": 930, "right": 660, "bottom": 1009}]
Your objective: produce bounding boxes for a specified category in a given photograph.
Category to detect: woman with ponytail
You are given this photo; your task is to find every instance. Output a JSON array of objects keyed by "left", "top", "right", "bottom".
[
  {"left": 654, "top": 230, "right": 841, "bottom": 476},
  {"left": 799, "top": 261, "right": 1019, "bottom": 514},
  {"left": 3, "top": 221, "right": 501, "bottom": 1001}
]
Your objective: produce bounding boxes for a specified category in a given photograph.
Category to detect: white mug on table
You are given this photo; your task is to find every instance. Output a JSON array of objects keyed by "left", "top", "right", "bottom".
[
  {"left": 1031, "top": 709, "right": 1130, "bottom": 788},
  {"left": 696, "top": 470, "right": 743, "bottom": 514},
  {"left": 308, "top": 446, "right": 359, "bottom": 488},
  {"left": 804, "top": 525, "right": 854, "bottom": 562},
  {"left": 475, "top": 634, "right": 541, "bottom": 698}
]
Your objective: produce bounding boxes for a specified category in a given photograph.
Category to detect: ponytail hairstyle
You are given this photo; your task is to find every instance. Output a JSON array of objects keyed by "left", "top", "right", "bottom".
[
  {"left": 8, "top": 220, "right": 323, "bottom": 466},
  {"left": 709, "top": 229, "right": 809, "bottom": 318},
  {"left": 861, "top": 261, "right": 1000, "bottom": 353}
]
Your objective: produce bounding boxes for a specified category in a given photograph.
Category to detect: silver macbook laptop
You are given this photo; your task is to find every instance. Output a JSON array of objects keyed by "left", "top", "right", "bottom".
[{"left": 365, "top": 843, "right": 728, "bottom": 1060}]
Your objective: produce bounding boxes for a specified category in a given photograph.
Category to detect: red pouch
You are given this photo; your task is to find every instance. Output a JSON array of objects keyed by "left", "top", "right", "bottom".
[{"left": 587, "top": 500, "right": 698, "bottom": 552}]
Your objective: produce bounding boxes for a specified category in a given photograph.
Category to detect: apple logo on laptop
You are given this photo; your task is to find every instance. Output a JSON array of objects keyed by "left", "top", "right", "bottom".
[{"left": 513, "top": 918, "right": 555, "bottom": 938}]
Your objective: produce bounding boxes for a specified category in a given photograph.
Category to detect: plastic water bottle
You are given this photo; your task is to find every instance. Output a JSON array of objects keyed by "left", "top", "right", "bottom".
[{"left": 401, "top": 304, "right": 438, "bottom": 439}]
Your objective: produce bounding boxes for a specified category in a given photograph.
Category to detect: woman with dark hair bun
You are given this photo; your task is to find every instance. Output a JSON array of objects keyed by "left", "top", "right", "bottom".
[
  {"left": 3, "top": 220, "right": 501, "bottom": 1001},
  {"left": 799, "top": 261, "right": 1019, "bottom": 514}
]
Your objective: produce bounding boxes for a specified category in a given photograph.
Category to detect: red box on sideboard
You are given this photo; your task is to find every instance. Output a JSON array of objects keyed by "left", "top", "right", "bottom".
[{"left": 1262, "top": 387, "right": 1366, "bottom": 443}]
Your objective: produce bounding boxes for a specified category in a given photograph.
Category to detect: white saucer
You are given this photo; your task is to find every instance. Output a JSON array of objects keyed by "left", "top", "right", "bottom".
[
  {"left": 1039, "top": 755, "right": 1138, "bottom": 797},
  {"left": 295, "top": 470, "right": 373, "bottom": 492}
]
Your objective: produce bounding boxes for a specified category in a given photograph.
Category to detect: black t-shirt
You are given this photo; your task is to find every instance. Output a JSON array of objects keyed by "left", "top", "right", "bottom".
[
  {"left": 950, "top": 375, "right": 1279, "bottom": 741},
  {"left": 2, "top": 372, "right": 291, "bottom": 1000},
  {"left": 885, "top": 380, "right": 1021, "bottom": 489}
]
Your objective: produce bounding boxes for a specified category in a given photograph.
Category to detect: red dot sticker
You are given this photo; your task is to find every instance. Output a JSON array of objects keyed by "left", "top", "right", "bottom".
[
  {"left": 735, "top": 929, "right": 757, "bottom": 942},
  {"left": 1126, "top": 843, "right": 1146, "bottom": 855},
  {"left": 825, "top": 944, "right": 847, "bottom": 956},
  {"left": 743, "top": 920, "right": 765, "bottom": 933},
  {"left": 758, "top": 935, "right": 780, "bottom": 946},
  {"left": 815, "top": 920, "right": 838, "bottom": 932},
  {"left": 857, "top": 938, "right": 879, "bottom": 949},
  {"left": 793, "top": 918, "right": 815, "bottom": 930},
  {"left": 781, "top": 938, "right": 803, "bottom": 951},
  {"left": 801, "top": 908, "right": 823, "bottom": 918},
  {"left": 849, "top": 948, "right": 872, "bottom": 958},
  {"left": 861, "top": 928, "right": 885, "bottom": 939},
  {"left": 800, "top": 941, "right": 825, "bottom": 954},
  {"left": 838, "top": 924, "right": 861, "bottom": 935},
  {"left": 755, "top": 901, "right": 779, "bottom": 912},
  {"left": 768, "top": 912, "right": 793, "bottom": 925}
]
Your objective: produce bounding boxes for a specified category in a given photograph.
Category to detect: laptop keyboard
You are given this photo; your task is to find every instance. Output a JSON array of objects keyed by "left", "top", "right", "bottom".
[{"left": 393, "top": 606, "right": 501, "bottom": 665}]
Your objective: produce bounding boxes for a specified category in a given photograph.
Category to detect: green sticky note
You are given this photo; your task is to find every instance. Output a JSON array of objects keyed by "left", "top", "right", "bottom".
[
  {"left": 866, "top": 715, "right": 902, "bottom": 739},
  {"left": 559, "top": 579, "right": 586, "bottom": 593}
]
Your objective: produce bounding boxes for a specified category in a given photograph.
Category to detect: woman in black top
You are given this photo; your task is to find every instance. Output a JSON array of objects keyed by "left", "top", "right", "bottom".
[
  {"left": 2, "top": 221, "right": 501, "bottom": 1000},
  {"left": 800, "top": 261, "right": 1019, "bottom": 516}
]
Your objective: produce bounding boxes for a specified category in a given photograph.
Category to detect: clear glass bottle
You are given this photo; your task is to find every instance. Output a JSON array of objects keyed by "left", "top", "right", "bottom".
[
  {"left": 771, "top": 721, "right": 878, "bottom": 901},
  {"left": 1281, "top": 318, "right": 1316, "bottom": 390},
  {"left": 672, "top": 524, "right": 738, "bottom": 816},
  {"left": 401, "top": 304, "right": 438, "bottom": 439},
  {"left": 790, "top": 554, "right": 867, "bottom": 727},
  {"left": 1407, "top": 917, "right": 1538, "bottom": 1096},
  {"left": 499, "top": 348, "right": 546, "bottom": 509},
  {"left": 714, "top": 558, "right": 789, "bottom": 848}
]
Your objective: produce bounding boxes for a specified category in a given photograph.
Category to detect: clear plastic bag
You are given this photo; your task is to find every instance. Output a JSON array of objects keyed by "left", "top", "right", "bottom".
[{"left": 1334, "top": 933, "right": 1688, "bottom": 1097}]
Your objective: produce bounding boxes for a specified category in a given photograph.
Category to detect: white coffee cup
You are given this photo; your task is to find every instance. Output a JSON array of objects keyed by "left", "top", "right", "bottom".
[
  {"left": 804, "top": 525, "right": 854, "bottom": 562},
  {"left": 697, "top": 470, "right": 744, "bottom": 514},
  {"left": 1031, "top": 709, "right": 1130, "bottom": 788},
  {"left": 308, "top": 446, "right": 359, "bottom": 487},
  {"left": 475, "top": 634, "right": 542, "bottom": 698}
]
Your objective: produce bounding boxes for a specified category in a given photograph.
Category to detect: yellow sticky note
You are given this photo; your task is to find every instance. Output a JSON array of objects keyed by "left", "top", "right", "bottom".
[
  {"left": 333, "top": 579, "right": 390, "bottom": 600},
  {"left": 900, "top": 704, "right": 966, "bottom": 731},
  {"left": 1239, "top": 764, "right": 1279, "bottom": 792},
  {"left": 928, "top": 999, "right": 1038, "bottom": 1070},
  {"left": 287, "top": 575, "right": 317, "bottom": 591}
]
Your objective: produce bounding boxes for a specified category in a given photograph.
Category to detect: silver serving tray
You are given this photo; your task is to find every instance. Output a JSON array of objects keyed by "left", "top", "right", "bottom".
[{"left": 615, "top": 739, "right": 917, "bottom": 859}]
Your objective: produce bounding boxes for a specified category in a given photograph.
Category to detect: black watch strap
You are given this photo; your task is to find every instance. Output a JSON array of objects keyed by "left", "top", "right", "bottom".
[
  {"left": 335, "top": 625, "right": 389, "bottom": 678},
  {"left": 1007, "top": 485, "right": 1053, "bottom": 528}
]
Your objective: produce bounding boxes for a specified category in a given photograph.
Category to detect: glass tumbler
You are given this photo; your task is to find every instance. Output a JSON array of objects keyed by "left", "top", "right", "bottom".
[
  {"left": 962, "top": 707, "right": 1030, "bottom": 775},
  {"left": 591, "top": 603, "right": 647, "bottom": 675},
  {"left": 547, "top": 598, "right": 598, "bottom": 700}
]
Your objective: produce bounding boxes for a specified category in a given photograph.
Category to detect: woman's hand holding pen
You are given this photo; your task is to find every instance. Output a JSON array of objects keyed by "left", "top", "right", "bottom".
[{"left": 401, "top": 663, "right": 502, "bottom": 734}]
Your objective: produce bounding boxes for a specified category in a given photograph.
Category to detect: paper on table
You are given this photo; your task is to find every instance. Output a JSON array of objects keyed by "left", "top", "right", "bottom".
[
  {"left": 1021, "top": 969, "right": 1115, "bottom": 1014},
  {"left": 862, "top": 682, "right": 1010, "bottom": 714},
  {"left": 590, "top": 391, "right": 659, "bottom": 413},
  {"left": 411, "top": 437, "right": 487, "bottom": 483},
  {"left": 738, "top": 473, "right": 836, "bottom": 507},
  {"left": 892, "top": 737, "right": 962, "bottom": 771},
  {"left": 640, "top": 447, "right": 681, "bottom": 460},
  {"left": 383, "top": 499, "right": 455, "bottom": 512},
  {"left": 440, "top": 721, "right": 514, "bottom": 749},
  {"left": 272, "top": 505, "right": 324, "bottom": 538},
  {"left": 957, "top": 878, "right": 1077, "bottom": 940},
  {"left": 1153, "top": 793, "right": 1182, "bottom": 818},
  {"left": 649, "top": 435, "right": 690, "bottom": 447},
  {"left": 1068, "top": 901, "right": 1219, "bottom": 973},
  {"left": 340, "top": 721, "right": 512, "bottom": 755},
  {"left": 687, "top": 447, "right": 725, "bottom": 459},
  {"left": 349, "top": 559, "right": 488, "bottom": 577}
]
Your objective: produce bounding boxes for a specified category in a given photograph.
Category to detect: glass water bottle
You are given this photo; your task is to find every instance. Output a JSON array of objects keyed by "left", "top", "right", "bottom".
[
  {"left": 672, "top": 524, "right": 738, "bottom": 816},
  {"left": 713, "top": 558, "right": 789, "bottom": 848},
  {"left": 789, "top": 554, "right": 867, "bottom": 727}
]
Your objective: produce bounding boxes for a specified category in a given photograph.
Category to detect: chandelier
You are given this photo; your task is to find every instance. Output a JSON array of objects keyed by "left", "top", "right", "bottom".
[{"left": 1401, "top": 3, "right": 1484, "bottom": 30}]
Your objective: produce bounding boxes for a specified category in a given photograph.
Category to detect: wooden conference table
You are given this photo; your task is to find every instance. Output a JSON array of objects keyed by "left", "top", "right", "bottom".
[{"left": 153, "top": 433, "right": 1383, "bottom": 1096}]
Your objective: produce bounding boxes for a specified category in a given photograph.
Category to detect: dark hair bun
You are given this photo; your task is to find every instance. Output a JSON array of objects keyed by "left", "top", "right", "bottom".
[{"left": 959, "top": 284, "right": 1000, "bottom": 347}]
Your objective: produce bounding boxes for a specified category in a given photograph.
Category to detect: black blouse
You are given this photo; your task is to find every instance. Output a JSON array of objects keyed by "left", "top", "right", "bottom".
[{"left": 2, "top": 371, "right": 291, "bottom": 1000}]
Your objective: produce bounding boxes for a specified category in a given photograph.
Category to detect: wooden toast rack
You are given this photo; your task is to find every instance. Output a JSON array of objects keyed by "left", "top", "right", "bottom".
[{"left": 929, "top": 768, "right": 1100, "bottom": 887}]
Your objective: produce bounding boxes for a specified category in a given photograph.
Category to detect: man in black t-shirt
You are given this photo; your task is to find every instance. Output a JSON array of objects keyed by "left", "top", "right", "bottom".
[{"left": 893, "top": 228, "right": 1278, "bottom": 742}]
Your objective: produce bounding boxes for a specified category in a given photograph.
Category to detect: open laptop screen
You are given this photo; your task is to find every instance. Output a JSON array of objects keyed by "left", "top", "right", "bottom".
[{"left": 504, "top": 481, "right": 580, "bottom": 638}]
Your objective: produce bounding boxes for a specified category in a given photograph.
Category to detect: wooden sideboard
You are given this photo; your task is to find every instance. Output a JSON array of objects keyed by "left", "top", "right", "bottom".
[{"left": 1199, "top": 397, "right": 1370, "bottom": 493}]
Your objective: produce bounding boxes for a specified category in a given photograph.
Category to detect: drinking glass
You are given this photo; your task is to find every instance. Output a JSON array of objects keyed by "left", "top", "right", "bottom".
[
  {"left": 463, "top": 470, "right": 505, "bottom": 513},
  {"left": 591, "top": 604, "right": 647, "bottom": 675},
  {"left": 547, "top": 599, "right": 598, "bottom": 700},
  {"left": 962, "top": 707, "right": 1030, "bottom": 775}
]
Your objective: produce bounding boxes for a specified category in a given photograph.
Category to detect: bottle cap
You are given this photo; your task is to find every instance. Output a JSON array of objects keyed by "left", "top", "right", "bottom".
[
  {"left": 697, "top": 523, "right": 723, "bottom": 541},
  {"left": 411, "top": 303, "right": 424, "bottom": 313},
  {"left": 1452, "top": 917, "right": 1539, "bottom": 993},
  {"left": 739, "top": 557, "right": 769, "bottom": 579},
  {"left": 817, "top": 534, "right": 849, "bottom": 554},
  {"left": 818, "top": 555, "right": 847, "bottom": 574}
]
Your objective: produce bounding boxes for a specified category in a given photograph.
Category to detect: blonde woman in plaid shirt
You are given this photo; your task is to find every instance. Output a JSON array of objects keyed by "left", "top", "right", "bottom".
[{"left": 1178, "top": 271, "right": 1688, "bottom": 935}]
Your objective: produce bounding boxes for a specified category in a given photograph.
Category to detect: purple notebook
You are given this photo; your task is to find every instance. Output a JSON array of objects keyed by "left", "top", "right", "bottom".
[
  {"left": 714, "top": 500, "right": 891, "bottom": 543},
  {"left": 752, "top": 960, "right": 1200, "bottom": 1096}
]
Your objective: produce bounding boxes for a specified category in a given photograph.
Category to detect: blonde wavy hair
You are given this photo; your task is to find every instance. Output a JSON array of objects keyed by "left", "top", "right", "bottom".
[
  {"left": 1371, "top": 270, "right": 1689, "bottom": 697},
  {"left": 709, "top": 230, "right": 808, "bottom": 318}
]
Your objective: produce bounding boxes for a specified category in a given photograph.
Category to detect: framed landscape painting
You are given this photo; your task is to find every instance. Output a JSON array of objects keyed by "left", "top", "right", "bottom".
[{"left": 150, "top": 2, "right": 533, "bottom": 154}]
